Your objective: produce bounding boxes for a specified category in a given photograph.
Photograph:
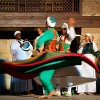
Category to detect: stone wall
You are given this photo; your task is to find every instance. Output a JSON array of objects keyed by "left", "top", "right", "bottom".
[
  {"left": 83, "top": 0, "right": 100, "bottom": 16},
  {"left": 0, "top": 39, "right": 14, "bottom": 61}
]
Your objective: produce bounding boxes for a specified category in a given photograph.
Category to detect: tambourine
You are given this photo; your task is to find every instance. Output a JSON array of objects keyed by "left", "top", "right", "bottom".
[{"left": 22, "top": 41, "right": 31, "bottom": 51}]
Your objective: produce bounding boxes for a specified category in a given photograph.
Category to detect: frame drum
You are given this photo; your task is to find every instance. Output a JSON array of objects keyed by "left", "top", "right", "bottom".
[{"left": 22, "top": 41, "right": 31, "bottom": 51}]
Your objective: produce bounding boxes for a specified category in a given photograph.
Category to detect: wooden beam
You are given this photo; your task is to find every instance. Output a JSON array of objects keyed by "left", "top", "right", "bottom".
[{"left": 0, "top": 13, "right": 100, "bottom": 28}]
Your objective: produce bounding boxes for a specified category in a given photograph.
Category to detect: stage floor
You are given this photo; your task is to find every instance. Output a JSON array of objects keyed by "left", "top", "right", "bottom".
[{"left": 0, "top": 94, "right": 100, "bottom": 100}]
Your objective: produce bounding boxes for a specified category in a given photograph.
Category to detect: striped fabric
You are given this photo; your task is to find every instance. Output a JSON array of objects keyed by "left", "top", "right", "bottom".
[{"left": 0, "top": 52, "right": 99, "bottom": 79}]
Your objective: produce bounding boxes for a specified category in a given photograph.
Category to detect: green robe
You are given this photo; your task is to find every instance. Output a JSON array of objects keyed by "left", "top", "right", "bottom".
[{"left": 36, "top": 28, "right": 59, "bottom": 94}]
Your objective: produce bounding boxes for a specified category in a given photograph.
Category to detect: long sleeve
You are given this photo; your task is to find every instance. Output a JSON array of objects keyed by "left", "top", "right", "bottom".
[
  {"left": 92, "top": 42, "right": 98, "bottom": 52},
  {"left": 10, "top": 40, "right": 19, "bottom": 55},
  {"left": 77, "top": 45, "right": 83, "bottom": 54},
  {"left": 67, "top": 27, "right": 76, "bottom": 42},
  {"left": 36, "top": 31, "right": 52, "bottom": 49},
  {"left": 34, "top": 35, "right": 43, "bottom": 50},
  {"left": 34, "top": 37, "right": 38, "bottom": 50},
  {"left": 10, "top": 40, "right": 21, "bottom": 61},
  {"left": 36, "top": 29, "right": 59, "bottom": 50}
]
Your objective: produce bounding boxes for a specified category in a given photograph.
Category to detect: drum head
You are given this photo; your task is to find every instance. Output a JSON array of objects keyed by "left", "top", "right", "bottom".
[{"left": 22, "top": 41, "right": 30, "bottom": 51}]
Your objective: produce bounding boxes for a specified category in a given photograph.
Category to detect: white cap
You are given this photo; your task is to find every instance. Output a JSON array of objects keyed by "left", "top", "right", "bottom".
[
  {"left": 14, "top": 31, "right": 21, "bottom": 36},
  {"left": 61, "top": 23, "right": 68, "bottom": 30},
  {"left": 47, "top": 16, "right": 56, "bottom": 27},
  {"left": 85, "top": 33, "right": 92, "bottom": 41}
]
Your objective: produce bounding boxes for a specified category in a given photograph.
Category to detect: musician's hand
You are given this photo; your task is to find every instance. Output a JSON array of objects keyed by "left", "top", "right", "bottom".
[
  {"left": 32, "top": 49, "right": 40, "bottom": 56},
  {"left": 68, "top": 18, "right": 76, "bottom": 27},
  {"left": 81, "top": 42, "right": 87, "bottom": 47},
  {"left": 24, "top": 39, "right": 28, "bottom": 41},
  {"left": 20, "top": 43, "right": 24, "bottom": 48}
]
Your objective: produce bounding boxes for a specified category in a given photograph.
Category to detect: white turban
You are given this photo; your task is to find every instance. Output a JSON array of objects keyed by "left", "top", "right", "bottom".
[
  {"left": 47, "top": 16, "right": 56, "bottom": 27},
  {"left": 61, "top": 23, "right": 68, "bottom": 30},
  {"left": 14, "top": 31, "right": 21, "bottom": 36},
  {"left": 85, "top": 33, "right": 92, "bottom": 41}
]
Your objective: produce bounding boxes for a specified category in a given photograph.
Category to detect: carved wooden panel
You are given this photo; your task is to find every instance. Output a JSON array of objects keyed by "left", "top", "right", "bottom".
[
  {"left": 0, "top": 0, "right": 81, "bottom": 14},
  {"left": 53, "top": 0, "right": 72, "bottom": 12},
  {"left": 26, "top": 0, "right": 45, "bottom": 12},
  {"left": 0, "top": 0, "right": 18, "bottom": 12}
]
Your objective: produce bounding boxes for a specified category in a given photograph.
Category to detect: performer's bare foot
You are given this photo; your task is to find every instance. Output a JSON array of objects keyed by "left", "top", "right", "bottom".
[
  {"left": 38, "top": 95, "right": 50, "bottom": 99},
  {"left": 49, "top": 90, "right": 56, "bottom": 96},
  {"left": 38, "top": 90, "right": 56, "bottom": 99},
  {"left": 53, "top": 91, "right": 61, "bottom": 96}
]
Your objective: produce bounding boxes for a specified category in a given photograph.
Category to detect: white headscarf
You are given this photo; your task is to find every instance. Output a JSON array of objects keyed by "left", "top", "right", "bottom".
[{"left": 85, "top": 33, "right": 92, "bottom": 41}]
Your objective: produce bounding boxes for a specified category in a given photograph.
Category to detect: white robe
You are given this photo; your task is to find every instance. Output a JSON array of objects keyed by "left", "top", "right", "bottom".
[
  {"left": 75, "top": 54, "right": 96, "bottom": 93},
  {"left": 76, "top": 41, "right": 98, "bottom": 93},
  {"left": 10, "top": 39, "right": 33, "bottom": 93},
  {"left": 10, "top": 39, "right": 33, "bottom": 61}
]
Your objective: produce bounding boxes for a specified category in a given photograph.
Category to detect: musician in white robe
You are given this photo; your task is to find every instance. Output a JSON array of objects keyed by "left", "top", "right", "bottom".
[
  {"left": 76, "top": 33, "right": 98, "bottom": 95},
  {"left": 10, "top": 31, "right": 33, "bottom": 94}
]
